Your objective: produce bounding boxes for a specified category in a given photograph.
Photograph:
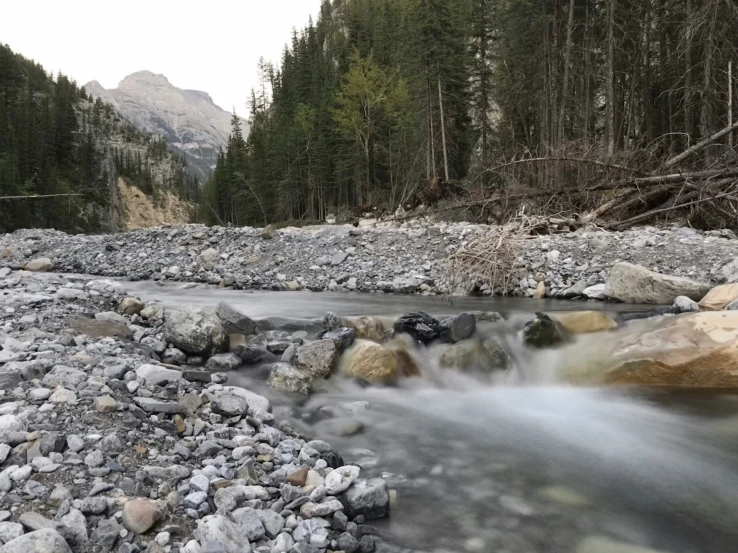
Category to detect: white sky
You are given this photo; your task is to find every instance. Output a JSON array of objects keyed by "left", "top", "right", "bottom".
[{"left": 0, "top": 0, "right": 322, "bottom": 116}]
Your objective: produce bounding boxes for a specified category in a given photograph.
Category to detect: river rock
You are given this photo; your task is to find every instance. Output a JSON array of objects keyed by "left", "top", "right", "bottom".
[
  {"left": 163, "top": 306, "right": 228, "bottom": 355},
  {"left": 122, "top": 499, "right": 166, "bottom": 534},
  {"left": 325, "top": 465, "right": 360, "bottom": 495},
  {"left": 23, "top": 258, "right": 52, "bottom": 272},
  {"left": 550, "top": 311, "right": 617, "bottom": 334},
  {"left": 67, "top": 317, "right": 133, "bottom": 340},
  {"left": 439, "top": 313, "right": 476, "bottom": 343},
  {"left": 522, "top": 313, "right": 569, "bottom": 348},
  {"left": 698, "top": 283, "right": 738, "bottom": 311},
  {"left": 205, "top": 353, "right": 241, "bottom": 371},
  {"left": 197, "top": 248, "right": 220, "bottom": 270},
  {"left": 268, "top": 363, "right": 311, "bottom": 395},
  {"left": 136, "top": 364, "right": 181, "bottom": 385},
  {"left": 604, "top": 262, "right": 711, "bottom": 304},
  {"left": 438, "top": 338, "right": 510, "bottom": 372},
  {"left": 393, "top": 312, "right": 440, "bottom": 343},
  {"left": 260, "top": 225, "right": 276, "bottom": 239},
  {"left": 563, "top": 311, "right": 738, "bottom": 387},
  {"left": 339, "top": 478, "right": 390, "bottom": 520},
  {"left": 320, "top": 327, "right": 357, "bottom": 350},
  {"left": 118, "top": 297, "right": 144, "bottom": 316},
  {"left": 345, "top": 316, "right": 386, "bottom": 341},
  {"left": 338, "top": 341, "right": 399, "bottom": 384},
  {"left": 216, "top": 302, "right": 257, "bottom": 335},
  {"left": 673, "top": 296, "right": 700, "bottom": 313},
  {"left": 0, "top": 529, "right": 72, "bottom": 553},
  {"left": 210, "top": 391, "right": 248, "bottom": 417},
  {"left": 293, "top": 339, "right": 340, "bottom": 378},
  {"left": 195, "top": 515, "right": 251, "bottom": 553}
]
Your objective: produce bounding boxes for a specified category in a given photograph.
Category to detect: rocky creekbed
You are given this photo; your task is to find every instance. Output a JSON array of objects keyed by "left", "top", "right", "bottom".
[
  {"left": 0, "top": 270, "right": 399, "bottom": 553},
  {"left": 2, "top": 222, "right": 738, "bottom": 299}
]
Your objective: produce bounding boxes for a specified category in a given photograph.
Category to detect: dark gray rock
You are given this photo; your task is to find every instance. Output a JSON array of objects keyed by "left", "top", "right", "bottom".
[
  {"left": 216, "top": 302, "right": 257, "bottom": 335},
  {"left": 439, "top": 313, "right": 476, "bottom": 343},
  {"left": 393, "top": 312, "right": 440, "bottom": 343}
]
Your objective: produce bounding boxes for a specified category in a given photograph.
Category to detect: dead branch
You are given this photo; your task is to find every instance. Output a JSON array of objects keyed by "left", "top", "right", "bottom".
[
  {"left": 490, "top": 156, "right": 637, "bottom": 173},
  {"left": 663, "top": 120, "right": 738, "bottom": 169}
]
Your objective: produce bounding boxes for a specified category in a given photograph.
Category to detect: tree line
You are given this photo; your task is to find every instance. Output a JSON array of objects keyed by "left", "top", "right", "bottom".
[
  {"left": 0, "top": 43, "right": 199, "bottom": 233},
  {"left": 200, "top": 0, "right": 738, "bottom": 227}
]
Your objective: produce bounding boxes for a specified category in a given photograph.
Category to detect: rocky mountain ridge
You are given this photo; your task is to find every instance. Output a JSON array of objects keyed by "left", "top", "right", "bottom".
[{"left": 85, "top": 71, "right": 246, "bottom": 181}]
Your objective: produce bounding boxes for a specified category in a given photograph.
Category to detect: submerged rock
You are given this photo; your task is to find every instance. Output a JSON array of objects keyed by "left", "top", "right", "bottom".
[
  {"left": 550, "top": 311, "right": 617, "bottom": 334},
  {"left": 438, "top": 338, "right": 509, "bottom": 372},
  {"left": 439, "top": 313, "right": 476, "bottom": 343},
  {"left": 216, "top": 302, "right": 257, "bottom": 335},
  {"left": 521, "top": 313, "right": 569, "bottom": 348}
]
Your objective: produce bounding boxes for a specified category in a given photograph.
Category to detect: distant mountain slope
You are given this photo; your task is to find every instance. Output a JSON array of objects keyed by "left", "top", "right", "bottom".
[{"left": 85, "top": 71, "right": 246, "bottom": 180}]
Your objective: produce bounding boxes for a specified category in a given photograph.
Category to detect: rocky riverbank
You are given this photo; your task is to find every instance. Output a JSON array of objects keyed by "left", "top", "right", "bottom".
[
  {"left": 0, "top": 270, "right": 395, "bottom": 553},
  {"left": 2, "top": 223, "right": 738, "bottom": 299}
]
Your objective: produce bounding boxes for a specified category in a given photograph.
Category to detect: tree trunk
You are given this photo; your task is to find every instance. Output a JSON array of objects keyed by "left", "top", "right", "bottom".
[
  {"left": 557, "top": 0, "right": 575, "bottom": 147},
  {"left": 700, "top": 0, "right": 719, "bottom": 164},
  {"left": 730, "top": 60, "right": 734, "bottom": 150},
  {"left": 683, "top": 0, "right": 693, "bottom": 147},
  {"left": 606, "top": 0, "right": 616, "bottom": 157},
  {"left": 437, "top": 71, "right": 450, "bottom": 182}
]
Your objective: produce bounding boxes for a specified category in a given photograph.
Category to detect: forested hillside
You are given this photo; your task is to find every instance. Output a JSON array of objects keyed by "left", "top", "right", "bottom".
[
  {"left": 202, "top": 0, "right": 738, "bottom": 229},
  {"left": 0, "top": 43, "right": 199, "bottom": 233}
]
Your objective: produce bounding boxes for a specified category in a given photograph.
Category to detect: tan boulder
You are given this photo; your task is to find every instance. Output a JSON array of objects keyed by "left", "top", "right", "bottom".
[
  {"left": 534, "top": 281, "right": 546, "bottom": 299},
  {"left": 698, "top": 283, "right": 738, "bottom": 311},
  {"left": 339, "top": 339, "right": 420, "bottom": 383},
  {"left": 23, "top": 257, "right": 53, "bottom": 272},
  {"left": 562, "top": 312, "right": 738, "bottom": 388},
  {"left": 345, "top": 316, "right": 387, "bottom": 341},
  {"left": 604, "top": 261, "right": 711, "bottom": 304},
  {"left": 550, "top": 311, "right": 617, "bottom": 334},
  {"left": 339, "top": 341, "right": 398, "bottom": 383},
  {"left": 118, "top": 297, "right": 145, "bottom": 316}
]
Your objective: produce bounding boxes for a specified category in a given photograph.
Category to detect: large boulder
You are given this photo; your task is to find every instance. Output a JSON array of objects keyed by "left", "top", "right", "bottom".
[
  {"left": 216, "top": 302, "right": 257, "bottom": 335},
  {"left": 195, "top": 515, "right": 251, "bottom": 553},
  {"left": 550, "top": 311, "right": 618, "bottom": 334},
  {"left": 562, "top": 311, "right": 738, "bottom": 387},
  {"left": 163, "top": 306, "right": 228, "bottom": 355},
  {"left": 23, "top": 258, "right": 53, "bottom": 272},
  {"left": 293, "top": 339, "right": 341, "bottom": 378},
  {"left": 338, "top": 341, "right": 399, "bottom": 384},
  {"left": 604, "top": 262, "right": 711, "bottom": 304},
  {"left": 439, "top": 313, "right": 477, "bottom": 343},
  {"left": 339, "top": 340, "right": 420, "bottom": 383}
]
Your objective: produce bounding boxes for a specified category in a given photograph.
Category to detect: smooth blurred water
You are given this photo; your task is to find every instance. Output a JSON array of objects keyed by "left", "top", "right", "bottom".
[{"left": 125, "top": 281, "right": 738, "bottom": 553}]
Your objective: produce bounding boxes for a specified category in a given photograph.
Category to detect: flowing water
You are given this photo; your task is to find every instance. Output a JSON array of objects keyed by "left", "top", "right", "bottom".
[{"left": 127, "top": 281, "right": 738, "bottom": 553}]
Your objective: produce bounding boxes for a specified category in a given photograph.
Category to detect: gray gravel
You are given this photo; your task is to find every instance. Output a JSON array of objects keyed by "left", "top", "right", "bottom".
[{"left": 2, "top": 223, "right": 738, "bottom": 299}]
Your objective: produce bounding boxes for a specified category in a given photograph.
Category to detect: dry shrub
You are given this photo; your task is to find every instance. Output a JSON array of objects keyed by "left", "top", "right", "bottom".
[{"left": 448, "top": 215, "right": 536, "bottom": 295}]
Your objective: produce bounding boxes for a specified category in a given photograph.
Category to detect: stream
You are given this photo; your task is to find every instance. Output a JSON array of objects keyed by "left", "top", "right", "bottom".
[{"left": 127, "top": 280, "right": 738, "bottom": 553}]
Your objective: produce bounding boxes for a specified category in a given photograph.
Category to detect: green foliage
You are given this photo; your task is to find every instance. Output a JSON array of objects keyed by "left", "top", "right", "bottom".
[{"left": 0, "top": 42, "right": 199, "bottom": 233}]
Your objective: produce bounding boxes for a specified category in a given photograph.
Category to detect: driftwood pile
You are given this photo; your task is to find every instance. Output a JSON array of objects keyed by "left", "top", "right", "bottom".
[{"left": 464, "top": 120, "right": 738, "bottom": 232}]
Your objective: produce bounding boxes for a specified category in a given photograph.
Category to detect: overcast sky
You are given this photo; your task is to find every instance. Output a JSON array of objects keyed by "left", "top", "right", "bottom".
[{"left": 0, "top": 0, "right": 322, "bottom": 116}]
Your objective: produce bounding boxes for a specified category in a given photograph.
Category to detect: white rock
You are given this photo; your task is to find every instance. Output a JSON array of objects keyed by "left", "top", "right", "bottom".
[{"left": 325, "top": 465, "right": 361, "bottom": 495}]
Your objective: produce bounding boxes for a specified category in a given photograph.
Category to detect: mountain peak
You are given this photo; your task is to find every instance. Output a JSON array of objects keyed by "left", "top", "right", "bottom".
[
  {"left": 119, "top": 70, "right": 171, "bottom": 89},
  {"left": 85, "top": 70, "right": 246, "bottom": 181}
]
